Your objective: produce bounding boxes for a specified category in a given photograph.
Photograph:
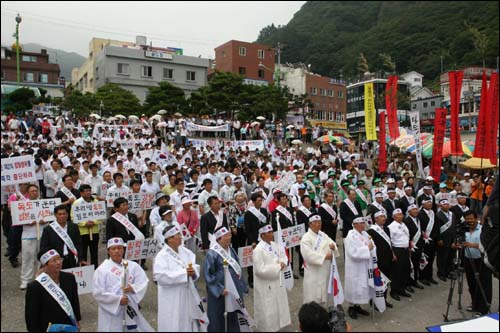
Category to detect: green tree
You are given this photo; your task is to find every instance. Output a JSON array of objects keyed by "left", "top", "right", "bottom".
[
  {"left": 357, "top": 53, "right": 369, "bottom": 77},
  {"left": 6, "top": 88, "right": 36, "bottom": 113},
  {"left": 143, "top": 81, "right": 187, "bottom": 116},
  {"left": 94, "top": 84, "right": 141, "bottom": 117},
  {"left": 61, "top": 90, "right": 96, "bottom": 116}
]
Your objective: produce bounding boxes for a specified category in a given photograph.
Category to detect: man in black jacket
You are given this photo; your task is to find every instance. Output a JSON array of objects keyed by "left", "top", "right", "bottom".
[
  {"left": 39, "top": 205, "right": 83, "bottom": 269},
  {"left": 435, "top": 199, "right": 456, "bottom": 281},
  {"left": 318, "top": 191, "right": 338, "bottom": 242},
  {"left": 200, "top": 195, "right": 229, "bottom": 250},
  {"left": 418, "top": 199, "right": 440, "bottom": 285},
  {"left": 105, "top": 197, "right": 142, "bottom": 243},
  {"left": 54, "top": 175, "right": 81, "bottom": 214},
  {"left": 404, "top": 205, "right": 425, "bottom": 290},
  {"left": 382, "top": 189, "right": 400, "bottom": 224},
  {"left": 339, "top": 189, "right": 362, "bottom": 238},
  {"left": 295, "top": 194, "right": 317, "bottom": 276}
]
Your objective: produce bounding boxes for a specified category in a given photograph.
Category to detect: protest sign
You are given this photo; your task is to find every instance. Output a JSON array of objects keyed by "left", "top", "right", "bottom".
[
  {"left": 106, "top": 188, "right": 132, "bottom": 207},
  {"left": 125, "top": 238, "right": 161, "bottom": 260},
  {"left": 11, "top": 198, "right": 61, "bottom": 226},
  {"left": 71, "top": 201, "right": 107, "bottom": 224},
  {"left": 127, "top": 193, "right": 156, "bottom": 211},
  {"left": 1, "top": 185, "right": 18, "bottom": 205},
  {"left": 1, "top": 155, "right": 37, "bottom": 185},
  {"left": 238, "top": 245, "right": 254, "bottom": 268},
  {"left": 62, "top": 265, "right": 94, "bottom": 295}
]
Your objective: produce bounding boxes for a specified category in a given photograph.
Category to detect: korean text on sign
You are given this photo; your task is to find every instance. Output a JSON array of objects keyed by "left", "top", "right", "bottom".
[
  {"left": 11, "top": 198, "right": 62, "bottom": 226},
  {"left": 1, "top": 155, "right": 37, "bottom": 185},
  {"left": 72, "top": 201, "right": 107, "bottom": 224}
]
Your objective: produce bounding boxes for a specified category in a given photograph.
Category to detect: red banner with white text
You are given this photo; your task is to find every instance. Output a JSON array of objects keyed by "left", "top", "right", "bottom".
[
  {"left": 379, "top": 111, "right": 387, "bottom": 173},
  {"left": 473, "top": 72, "right": 489, "bottom": 159},
  {"left": 448, "top": 71, "right": 464, "bottom": 155},
  {"left": 486, "top": 72, "right": 499, "bottom": 164},
  {"left": 430, "top": 108, "right": 447, "bottom": 182},
  {"left": 386, "top": 75, "right": 400, "bottom": 139}
]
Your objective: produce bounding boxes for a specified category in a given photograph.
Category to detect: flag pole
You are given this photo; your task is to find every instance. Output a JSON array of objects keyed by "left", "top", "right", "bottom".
[{"left": 223, "top": 259, "right": 228, "bottom": 333}]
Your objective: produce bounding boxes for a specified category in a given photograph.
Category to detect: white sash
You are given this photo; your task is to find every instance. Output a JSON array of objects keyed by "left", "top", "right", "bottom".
[
  {"left": 264, "top": 242, "right": 280, "bottom": 259},
  {"left": 439, "top": 211, "right": 453, "bottom": 234},
  {"left": 50, "top": 222, "right": 78, "bottom": 259},
  {"left": 405, "top": 195, "right": 415, "bottom": 205},
  {"left": 211, "top": 210, "right": 225, "bottom": 231},
  {"left": 355, "top": 188, "right": 369, "bottom": 205},
  {"left": 298, "top": 206, "right": 312, "bottom": 217},
  {"left": 210, "top": 242, "right": 242, "bottom": 277},
  {"left": 36, "top": 272, "right": 77, "bottom": 326},
  {"left": 61, "top": 186, "right": 76, "bottom": 200},
  {"left": 410, "top": 217, "right": 421, "bottom": 251},
  {"left": 344, "top": 199, "right": 359, "bottom": 216},
  {"left": 370, "top": 224, "right": 391, "bottom": 247},
  {"left": 248, "top": 207, "right": 267, "bottom": 224},
  {"left": 373, "top": 202, "right": 386, "bottom": 214},
  {"left": 321, "top": 203, "right": 337, "bottom": 219},
  {"left": 111, "top": 213, "right": 145, "bottom": 240},
  {"left": 423, "top": 209, "right": 434, "bottom": 243},
  {"left": 164, "top": 245, "right": 186, "bottom": 268},
  {"left": 313, "top": 231, "right": 324, "bottom": 251},
  {"left": 276, "top": 205, "right": 293, "bottom": 223}
]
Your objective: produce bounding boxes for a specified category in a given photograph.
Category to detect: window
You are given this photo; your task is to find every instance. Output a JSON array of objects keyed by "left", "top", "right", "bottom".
[
  {"left": 328, "top": 112, "right": 334, "bottom": 121},
  {"left": 239, "top": 47, "right": 246, "bottom": 56},
  {"left": 422, "top": 113, "right": 428, "bottom": 120},
  {"left": 39, "top": 73, "right": 48, "bottom": 83},
  {"left": 258, "top": 69, "right": 265, "bottom": 79},
  {"left": 1, "top": 70, "right": 4, "bottom": 80},
  {"left": 423, "top": 102, "right": 428, "bottom": 108},
  {"left": 221, "top": 51, "right": 226, "bottom": 58},
  {"left": 431, "top": 101, "right": 435, "bottom": 106},
  {"left": 163, "top": 68, "right": 174, "bottom": 79},
  {"left": 327, "top": 89, "right": 333, "bottom": 97},
  {"left": 22, "top": 55, "right": 37, "bottom": 62},
  {"left": 24, "top": 72, "right": 34, "bottom": 82},
  {"left": 414, "top": 78, "right": 421, "bottom": 82},
  {"left": 186, "top": 71, "right": 196, "bottom": 81},
  {"left": 310, "top": 87, "right": 317, "bottom": 95},
  {"left": 412, "top": 103, "right": 417, "bottom": 109},
  {"left": 258, "top": 49, "right": 264, "bottom": 59},
  {"left": 239, "top": 67, "right": 246, "bottom": 75},
  {"left": 117, "top": 63, "right": 129, "bottom": 75},
  {"left": 141, "top": 66, "right": 153, "bottom": 77},
  {"left": 338, "top": 90, "right": 343, "bottom": 98},
  {"left": 320, "top": 88, "right": 326, "bottom": 96}
]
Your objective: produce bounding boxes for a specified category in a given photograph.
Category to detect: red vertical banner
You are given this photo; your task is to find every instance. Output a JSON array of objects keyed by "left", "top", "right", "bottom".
[
  {"left": 379, "top": 111, "right": 387, "bottom": 173},
  {"left": 385, "top": 75, "right": 400, "bottom": 139},
  {"left": 473, "top": 72, "right": 489, "bottom": 159},
  {"left": 486, "top": 72, "right": 499, "bottom": 164},
  {"left": 431, "top": 108, "right": 447, "bottom": 182},
  {"left": 448, "top": 71, "right": 464, "bottom": 155}
]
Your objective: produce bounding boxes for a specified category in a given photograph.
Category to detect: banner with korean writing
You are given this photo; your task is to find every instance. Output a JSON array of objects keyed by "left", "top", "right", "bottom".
[
  {"left": 125, "top": 238, "right": 161, "bottom": 260},
  {"left": 106, "top": 188, "right": 132, "bottom": 207},
  {"left": 486, "top": 72, "right": 499, "bottom": 164},
  {"left": 238, "top": 245, "right": 254, "bottom": 268},
  {"left": 127, "top": 193, "right": 156, "bottom": 211},
  {"left": 430, "top": 108, "right": 447, "bottom": 182},
  {"left": 473, "top": 72, "right": 489, "bottom": 159},
  {"left": 409, "top": 111, "right": 425, "bottom": 178},
  {"left": 386, "top": 75, "right": 400, "bottom": 139},
  {"left": 273, "top": 224, "right": 306, "bottom": 249},
  {"left": 186, "top": 122, "right": 229, "bottom": 132},
  {"left": 275, "top": 171, "right": 296, "bottom": 194},
  {"left": 1, "top": 155, "right": 37, "bottom": 185},
  {"left": 378, "top": 111, "right": 387, "bottom": 173},
  {"left": 187, "top": 139, "right": 265, "bottom": 152},
  {"left": 11, "top": 198, "right": 61, "bottom": 226},
  {"left": 364, "top": 82, "right": 377, "bottom": 140},
  {"left": 448, "top": 71, "right": 464, "bottom": 155},
  {"left": 72, "top": 201, "right": 107, "bottom": 224},
  {"left": 1, "top": 185, "right": 18, "bottom": 205},
  {"left": 62, "top": 265, "right": 94, "bottom": 295}
]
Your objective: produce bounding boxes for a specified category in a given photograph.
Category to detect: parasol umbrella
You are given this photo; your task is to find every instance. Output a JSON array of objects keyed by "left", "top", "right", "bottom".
[
  {"left": 157, "top": 121, "right": 168, "bottom": 128},
  {"left": 107, "top": 117, "right": 117, "bottom": 122},
  {"left": 173, "top": 112, "right": 182, "bottom": 117},
  {"left": 128, "top": 115, "right": 140, "bottom": 122},
  {"left": 89, "top": 113, "right": 101, "bottom": 119},
  {"left": 115, "top": 114, "right": 126, "bottom": 119},
  {"left": 157, "top": 109, "right": 168, "bottom": 115},
  {"left": 286, "top": 125, "right": 295, "bottom": 129},
  {"left": 150, "top": 114, "right": 162, "bottom": 122},
  {"left": 442, "top": 140, "right": 473, "bottom": 157},
  {"left": 317, "top": 135, "right": 341, "bottom": 144},
  {"left": 460, "top": 157, "right": 498, "bottom": 169},
  {"left": 251, "top": 121, "right": 260, "bottom": 127},
  {"left": 256, "top": 116, "right": 265, "bottom": 120},
  {"left": 291, "top": 139, "right": 303, "bottom": 145},
  {"left": 84, "top": 122, "right": 93, "bottom": 126}
]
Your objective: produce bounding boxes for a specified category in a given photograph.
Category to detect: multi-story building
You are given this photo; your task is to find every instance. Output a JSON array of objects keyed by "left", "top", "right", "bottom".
[
  {"left": 279, "top": 63, "right": 347, "bottom": 131},
  {"left": 1, "top": 46, "right": 64, "bottom": 97},
  {"left": 213, "top": 40, "right": 275, "bottom": 86},
  {"left": 346, "top": 76, "right": 411, "bottom": 139},
  {"left": 72, "top": 37, "right": 208, "bottom": 102}
]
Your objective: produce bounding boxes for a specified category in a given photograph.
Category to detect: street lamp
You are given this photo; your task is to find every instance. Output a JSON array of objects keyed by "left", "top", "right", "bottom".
[
  {"left": 99, "top": 100, "right": 104, "bottom": 117},
  {"left": 14, "top": 13, "right": 22, "bottom": 86}
]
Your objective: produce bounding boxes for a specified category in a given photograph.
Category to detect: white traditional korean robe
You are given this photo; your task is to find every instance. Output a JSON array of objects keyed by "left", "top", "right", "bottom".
[
  {"left": 253, "top": 240, "right": 291, "bottom": 332},
  {"left": 300, "top": 228, "right": 339, "bottom": 304},
  {"left": 92, "top": 259, "right": 152, "bottom": 332},
  {"left": 344, "top": 229, "right": 372, "bottom": 304},
  {"left": 153, "top": 244, "right": 200, "bottom": 332}
]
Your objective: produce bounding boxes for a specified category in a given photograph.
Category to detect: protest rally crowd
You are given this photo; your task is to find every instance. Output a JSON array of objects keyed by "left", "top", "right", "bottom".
[{"left": 1, "top": 111, "right": 498, "bottom": 332}]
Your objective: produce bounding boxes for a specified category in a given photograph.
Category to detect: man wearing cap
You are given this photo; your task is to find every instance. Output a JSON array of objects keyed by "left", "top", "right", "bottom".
[
  {"left": 339, "top": 189, "right": 363, "bottom": 238},
  {"left": 417, "top": 184, "right": 436, "bottom": 211},
  {"left": 435, "top": 182, "right": 449, "bottom": 206},
  {"left": 460, "top": 173, "right": 472, "bottom": 196},
  {"left": 154, "top": 225, "right": 204, "bottom": 331},
  {"left": 291, "top": 183, "right": 307, "bottom": 211},
  {"left": 253, "top": 224, "right": 291, "bottom": 332},
  {"left": 371, "top": 178, "right": 385, "bottom": 200},
  {"left": 404, "top": 205, "right": 425, "bottom": 290},
  {"left": 154, "top": 206, "right": 179, "bottom": 246},
  {"left": 344, "top": 216, "right": 373, "bottom": 319},
  {"left": 367, "top": 211, "right": 394, "bottom": 308},
  {"left": 149, "top": 192, "right": 171, "bottom": 232},
  {"left": 300, "top": 214, "right": 339, "bottom": 306},
  {"left": 388, "top": 209, "right": 411, "bottom": 300},
  {"left": 337, "top": 180, "right": 350, "bottom": 205},
  {"left": 203, "top": 226, "right": 248, "bottom": 332},
  {"left": 200, "top": 196, "right": 229, "bottom": 250},
  {"left": 418, "top": 199, "right": 440, "bottom": 285},
  {"left": 355, "top": 180, "right": 371, "bottom": 216},
  {"left": 382, "top": 188, "right": 400, "bottom": 224},
  {"left": 25, "top": 249, "right": 81, "bottom": 332},
  {"left": 106, "top": 197, "right": 144, "bottom": 244},
  {"left": 176, "top": 196, "right": 200, "bottom": 253},
  {"left": 399, "top": 185, "right": 415, "bottom": 216},
  {"left": 93, "top": 238, "right": 152, "bottom": 332},
  {"left": 435, "top": 199, "right": 456, "bottom": 281}
]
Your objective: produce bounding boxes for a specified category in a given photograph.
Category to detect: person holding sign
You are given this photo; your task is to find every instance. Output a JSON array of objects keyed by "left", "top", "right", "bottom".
[
  {"left": 39, "top": 205, "right": 83, "bottom": 269},
  {"left": 93, "top": 238, "right": 153, "bottom": 332},
  {"left": 154, "top": 225, "right": 205, "bottom": 331},
  {"left": 253, "top": 224, "right": 291, "bottom": 332},
  {"left": 106, "top": 197, "right": 143, "bottom": 244},
  {"left": 25, "top": 249, "right": 81, "bottom": 332},
  {"left": 71, "top": 184, "right": 102, "bottom": 269},
  {"left": 300, "top": 214, "right": 339, "bottom": 306},
  {"left": 55, "top": 175, "right": 81, "bottom": 214}
]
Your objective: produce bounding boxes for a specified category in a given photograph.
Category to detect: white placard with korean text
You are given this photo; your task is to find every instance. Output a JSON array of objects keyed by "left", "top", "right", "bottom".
[
  {"left": 127, "top": 193, "right": 156, "bottom": 211},
  {"left": 238, "top": 245, "right": 254, "bottom": 268},
  {"left": 11, "top": 198, "right": 61, "bottom": 226},
  {"left": 106, "top": 188, "right": 132, "bottom": 207},
  {"left": 72, "top": 201, "right": 107, "bottom": 224},
  {"left": 1, "top": 155, "right": 37, "bottom": 185},
  {"left": 125, "top": 238, "right": 161, "bottom": 260},
  {"left": 62, "top": 265, "right": 94, "bottom": 295}
]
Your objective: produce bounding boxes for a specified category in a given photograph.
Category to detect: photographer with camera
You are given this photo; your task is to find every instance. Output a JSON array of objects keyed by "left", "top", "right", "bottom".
[
  {"left": 460, "top": 211, "right": 492, "bottom": 316},
  {"left": 298, "top": 301, "right": 352, "bottom": 332}
]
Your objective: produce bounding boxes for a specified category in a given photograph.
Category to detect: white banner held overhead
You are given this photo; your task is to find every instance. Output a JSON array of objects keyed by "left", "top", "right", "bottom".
[
  {"left": 62, "top": 265, "right": 94, "bottom": 295},
  {"left": 186, "top": 122, "right": 230, "bottom": 132},
  {"left": 409, "top": 111, "right": 425, "bottom": 178},
  {"left": 11, "top": 198, "right": 61, "bottom": 226},
  {"left": 1, "top": 155, "right": 37, "bottom": 185}
]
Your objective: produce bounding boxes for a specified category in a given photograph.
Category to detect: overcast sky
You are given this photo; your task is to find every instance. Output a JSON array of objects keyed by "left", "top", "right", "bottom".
[{"left": 1, "top": 1, "right": 305, "bottom": 59}]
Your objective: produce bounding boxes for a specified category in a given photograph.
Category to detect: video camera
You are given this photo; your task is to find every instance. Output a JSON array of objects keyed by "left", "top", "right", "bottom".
[
  {"left": 327, "top": 304, "right": 347, "bottom": 332},
  {"left": 454, "top": 216, "right": 469, "bottom": 245}
]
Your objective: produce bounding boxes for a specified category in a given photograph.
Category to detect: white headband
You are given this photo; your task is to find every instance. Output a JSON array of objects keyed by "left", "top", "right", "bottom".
[
  {"left": 214, "top": 227, "right": 230, "bottom": 239},
  {"left": 353, "top": 217, "right": 366, "bottom": 224},
  {"left": 392, "top": 208, "right": 403, "bottom": 217},
  {"left": 164, "top": 225, "right": 181, "bottom": 239},
  {"left": 374, "top": 211, "right": 386, "bottom": 218},
  {"left": 258, "top": 224, "right": 273, "bottom": 235},
  {"left": 407, "top": 204, "right": 418, "bottom": 211},
  {"left": 40, "top": 249, "right": 59, "bottom": 265},
  {"left": 308, "top": 215, "right": 322, "bottom": 223},
  {"left": 107, "top": 237, "right": 125, "bottom": 248},
  {"left": 440, "top": 199, "right": 450, "bottom": 205}
]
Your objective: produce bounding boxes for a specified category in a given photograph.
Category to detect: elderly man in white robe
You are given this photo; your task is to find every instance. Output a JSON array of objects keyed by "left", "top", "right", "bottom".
[
  {"left": 153, "top": 224, "right": 205, "bottom": 332},
  {"left": 253, "top": 224, "right": 291, "bottom": 332},
  {"left": 92, "top": 237, "right": 153, "bottom": 332},
  {"left": 344, "top": 217, "right": 373, "bottom": 319},
  {"left": 300, "top": 214, "right": 339, "bottom": 305}
]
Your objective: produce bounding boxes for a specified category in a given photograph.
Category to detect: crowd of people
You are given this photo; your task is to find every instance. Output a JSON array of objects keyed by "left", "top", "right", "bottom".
[{"left": 1, "top": 111, "right": 497, "bottom": 332}]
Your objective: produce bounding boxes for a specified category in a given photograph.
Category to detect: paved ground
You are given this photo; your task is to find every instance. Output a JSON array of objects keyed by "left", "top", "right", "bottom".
[{"left": 1, "top": 233, "right": 498, "bottom": 332}]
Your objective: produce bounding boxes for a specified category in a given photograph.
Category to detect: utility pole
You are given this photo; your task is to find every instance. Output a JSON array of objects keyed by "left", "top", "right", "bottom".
[
  {"left": 276, "top": 42, "right": 281, "bottom": 88},
  {"left": 14, "top": 13, "right": 22, "bottom": 86},
  {"left": 440, "top": 56, "right": 444, "bottom": 73}
]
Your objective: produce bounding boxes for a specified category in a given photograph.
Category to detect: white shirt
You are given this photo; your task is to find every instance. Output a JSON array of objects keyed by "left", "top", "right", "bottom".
[{"left": 388, "top": 221, "right": 410, "bottom": 248}]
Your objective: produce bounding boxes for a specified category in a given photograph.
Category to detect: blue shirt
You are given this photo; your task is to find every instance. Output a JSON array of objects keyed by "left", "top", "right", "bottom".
[{"left": 465, "top": 224, "right": 482, "bottom": 259}]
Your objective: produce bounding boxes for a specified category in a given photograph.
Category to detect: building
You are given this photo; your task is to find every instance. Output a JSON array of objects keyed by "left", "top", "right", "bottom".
[
  {"left": 72, "top": 37, "right": 209, "bottom": 102},
  {"left": 411, "top": 95, "right": 443, "bottom": 132},
  {"left": 213, "top": 40, "right": 275, "bottom": 86},
  {"left": 278, "top": 63, "right": 347, "bottom": 131},
  {"left": 1, "top": 45, "right": 64, "bottom": 97},
  {"left": 440, "top": 67, "right": 496, "bottom": 132},
  {"left": 346, "top": 76, "right": 411, "bottom": 139}
]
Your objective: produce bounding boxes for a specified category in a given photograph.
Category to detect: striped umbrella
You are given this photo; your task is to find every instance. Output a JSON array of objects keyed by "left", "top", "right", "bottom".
[{"left": 317, "top": 135, "right": 343, "bottom": 144}]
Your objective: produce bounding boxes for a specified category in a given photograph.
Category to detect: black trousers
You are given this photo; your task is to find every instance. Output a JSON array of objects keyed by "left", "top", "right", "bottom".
[
  {"left": 410, "top": 247, "right": 423, "bottom": 284},
  {"left": 391, "top": 247, "right": 410, "bottom": 294},
  {"left": 2, "top": 204, "right": 11, "bottom": 238},
  {"left": 8, "top": 225, "right": 22, "bottom": 262},
  {"left": 464, "top": 257, "right": 492, "bottom": 314},
  {"left": 437, "top": 244, "right": 454, "bottom": 277},
  {"left": 420, "top": 242, "right": 436, "bottom": 280},
  {"left": 81, "top": 233, "right": 99, "bottom": 269}
]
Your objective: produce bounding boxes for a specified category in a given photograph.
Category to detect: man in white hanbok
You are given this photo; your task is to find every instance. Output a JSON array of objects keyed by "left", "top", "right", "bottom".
[
  {"left": 300, "top": 214, "right": 339, "bottom": 305},
  {"left": 92, "top": 238, "right": 153, "bottom": 332},
  {"left": 153, "top": 225, "right": 206, "bottom": 332},
  {"left": 253, "top": 224, "right": 291, "bottom": 332},
  {"left": 344, "top": 217, "right": 373, "bottom": 319}
]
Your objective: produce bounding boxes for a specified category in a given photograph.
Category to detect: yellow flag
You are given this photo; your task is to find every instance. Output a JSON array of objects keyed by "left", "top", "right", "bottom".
[{"left": 364, "top": 82, "right": 377, "bottom": 140}]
